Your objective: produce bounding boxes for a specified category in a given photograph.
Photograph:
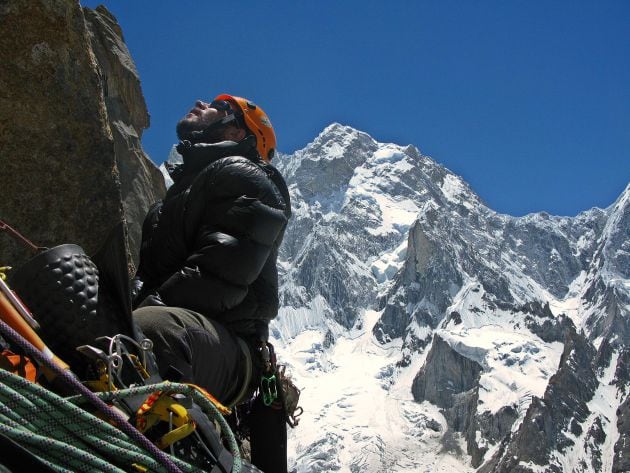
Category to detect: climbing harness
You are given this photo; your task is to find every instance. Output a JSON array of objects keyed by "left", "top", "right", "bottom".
[{"left": 75, "top": 333, "right": 240, "bottom": 472}]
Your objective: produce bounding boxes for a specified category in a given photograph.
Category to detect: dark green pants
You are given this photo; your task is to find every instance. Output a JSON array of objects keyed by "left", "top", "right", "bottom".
[{"left": 133, "top": 306, "right": 254, "bottom": 406}]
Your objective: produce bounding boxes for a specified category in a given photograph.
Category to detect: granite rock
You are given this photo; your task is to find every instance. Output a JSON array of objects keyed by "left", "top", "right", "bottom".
[{"left": 0, "top": 0, "right": 122, "bottom": 266}]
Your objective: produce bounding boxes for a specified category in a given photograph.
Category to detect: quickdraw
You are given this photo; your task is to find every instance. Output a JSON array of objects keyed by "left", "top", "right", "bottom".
[{"left": 78, "top": 334, "right": 154, "bottom": 391}]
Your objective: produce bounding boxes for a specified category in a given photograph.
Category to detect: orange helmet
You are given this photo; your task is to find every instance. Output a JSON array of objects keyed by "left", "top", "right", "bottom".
[{"left": 214, "top": 94, "right": 277, "bottom": 162}]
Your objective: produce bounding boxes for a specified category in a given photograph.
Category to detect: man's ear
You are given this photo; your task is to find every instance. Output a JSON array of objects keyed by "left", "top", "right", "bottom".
[{"left": 224, "top": 127, "right": 247, "bottom": 141}]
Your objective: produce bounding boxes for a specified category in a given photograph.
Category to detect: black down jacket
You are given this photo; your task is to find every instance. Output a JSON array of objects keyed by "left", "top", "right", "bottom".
[{"left": 133, "top": 136, "right": 291, "bottom": 338}]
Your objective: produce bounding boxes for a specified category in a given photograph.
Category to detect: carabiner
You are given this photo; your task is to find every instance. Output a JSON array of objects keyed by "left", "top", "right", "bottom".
[{"left": 261, "top": 374, "right": 278, "bottom": 406}]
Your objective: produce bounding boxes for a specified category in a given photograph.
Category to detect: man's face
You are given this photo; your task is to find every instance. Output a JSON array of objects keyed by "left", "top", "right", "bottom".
[{"left": 176, "top": 100, "right": 229, "bottom": 141}]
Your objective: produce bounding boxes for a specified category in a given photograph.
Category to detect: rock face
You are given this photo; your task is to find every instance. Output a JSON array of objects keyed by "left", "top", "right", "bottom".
[
  {"left": 412, "top": 334, "right": 482, "bottom": 409},
  {"left": 479, "top": 325, "right": 600, "bottom": 473},
  {"left": 614, "top": 394, "right": 630, "bottom": 473},
  {"left": 0, "top": 1, "right": 164, "bottom": 269},
  {"left": 373, "top": 190, "right": 610, "bottom": 348},
  {"left": 84, "top": 6, "right": 165, "bottom": 268},
  {"left": 411, "top": 334, "right": 490, "bottom": 465},
  {"left": 411, "top": 334, "right": 523, "bottom": 468},
  {"left": 582, "top": 188, "right": 630, "bottom": 349},
  {"left": 0, "top": 0, "right": 122, "bottom": 266}
]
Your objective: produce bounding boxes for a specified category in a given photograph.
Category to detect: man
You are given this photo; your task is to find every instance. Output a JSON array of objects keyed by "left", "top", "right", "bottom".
[{"left": 131, "top": 94, "right": 291, "bottom": 471}]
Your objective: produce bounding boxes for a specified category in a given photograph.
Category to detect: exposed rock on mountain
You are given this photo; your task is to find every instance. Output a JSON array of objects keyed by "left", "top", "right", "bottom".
[
  {"left": 581, "top": 188, "right": 630, "bottom": 348},
  {"left": 84, "top": 5, "right": 166, "bottom": 268},
  {"left": 479, "top": 324, "right": 600, "bottom": 473},
  {"left": 276, "top": 124, "right": 396, "bottom": 329},
  {"left": 615, "top": 395, "right": 630, "bottom": 473},
  {"left": 0, "top": 0, "right": 122, "bottom": 265},
  {"left": 412, "top": 334, "right": 482, "bottom": 409},
  {"left": 0, "top": 1, "right": 163, "bottom": 268}
]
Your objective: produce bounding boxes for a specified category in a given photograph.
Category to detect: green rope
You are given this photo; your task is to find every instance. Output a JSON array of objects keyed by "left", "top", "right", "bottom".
[{"left": 0, "top": 370, "right": 219, "bottom": 473}]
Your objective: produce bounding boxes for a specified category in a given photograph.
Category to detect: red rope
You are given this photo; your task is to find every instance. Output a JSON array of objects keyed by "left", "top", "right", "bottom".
[{"left": 0, "top": 219, "right": 46, "bottom": 253}]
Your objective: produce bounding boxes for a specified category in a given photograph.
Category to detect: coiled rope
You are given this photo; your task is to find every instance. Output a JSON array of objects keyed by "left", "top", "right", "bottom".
[
  {"left": 0, "top": 369, "right": 197, "bottom": 472},
  {"left": 0, "top": 315, "right": 242, "bottom": 472}
]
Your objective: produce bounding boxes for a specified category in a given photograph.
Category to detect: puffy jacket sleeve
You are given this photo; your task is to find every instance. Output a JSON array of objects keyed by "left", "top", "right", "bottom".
[{"left": 157, "top": 157, "right": 287, "bottom": 316}]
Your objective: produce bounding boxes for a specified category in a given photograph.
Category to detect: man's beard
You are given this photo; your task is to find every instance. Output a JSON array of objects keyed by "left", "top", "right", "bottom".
[{"left": 175, "top": 117, "right": 222, "bottom": 142}]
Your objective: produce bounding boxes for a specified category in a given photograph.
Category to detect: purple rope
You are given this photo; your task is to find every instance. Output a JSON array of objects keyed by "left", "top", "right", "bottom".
[{"left": 0, "top": 317, "right": 183, "bottom": 473}]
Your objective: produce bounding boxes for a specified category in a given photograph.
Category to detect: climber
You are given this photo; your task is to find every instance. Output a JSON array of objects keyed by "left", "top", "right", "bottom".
[{"left": 131, "top": 94, "right": 291, "bottom": 472}]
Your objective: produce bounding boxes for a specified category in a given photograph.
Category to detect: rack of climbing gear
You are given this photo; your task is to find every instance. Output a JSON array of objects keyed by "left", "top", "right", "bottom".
[
  {"left": 0, "top": 275, "right": 187, "bottom": 473},
  {"left": 0, "top": 222, "right": 250, "bottom": 473},
  {"left": 76, "top": 332, "right": 240, "bottom": 471}
]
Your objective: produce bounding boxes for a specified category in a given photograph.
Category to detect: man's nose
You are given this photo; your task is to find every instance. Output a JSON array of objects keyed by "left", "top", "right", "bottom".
[{"left": 195, "top": 100, "right": 209, "bottom": 109}]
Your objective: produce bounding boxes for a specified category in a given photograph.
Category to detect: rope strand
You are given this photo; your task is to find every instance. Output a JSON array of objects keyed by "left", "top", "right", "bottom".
[{"left": 0, "top": 316, "right": 185, "bottom": 473}]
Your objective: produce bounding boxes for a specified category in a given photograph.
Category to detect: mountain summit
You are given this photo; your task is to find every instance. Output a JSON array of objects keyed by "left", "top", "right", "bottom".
[{"left": 271, "top": 124, "right": 629, "bottom": 473}]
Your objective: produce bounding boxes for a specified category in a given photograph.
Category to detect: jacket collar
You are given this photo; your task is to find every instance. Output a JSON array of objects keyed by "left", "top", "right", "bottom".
[{"left": 169, "top": 135, "right": 259, "bottom": 182}]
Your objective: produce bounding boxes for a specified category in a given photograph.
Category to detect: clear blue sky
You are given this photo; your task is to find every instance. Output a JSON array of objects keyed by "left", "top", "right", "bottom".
[{"left": 82, "top": 1, "right": 629, "bottom": 217}]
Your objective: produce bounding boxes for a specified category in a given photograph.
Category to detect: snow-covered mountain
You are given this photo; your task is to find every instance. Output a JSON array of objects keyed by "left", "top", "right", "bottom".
[{"left": 265, "top": 124, "right": 629, "bottom": 473}]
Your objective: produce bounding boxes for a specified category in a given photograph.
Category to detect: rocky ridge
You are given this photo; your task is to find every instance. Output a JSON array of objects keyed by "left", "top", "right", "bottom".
[{"left": 84, "top": 5, "right": 166, "bottom": 269}]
